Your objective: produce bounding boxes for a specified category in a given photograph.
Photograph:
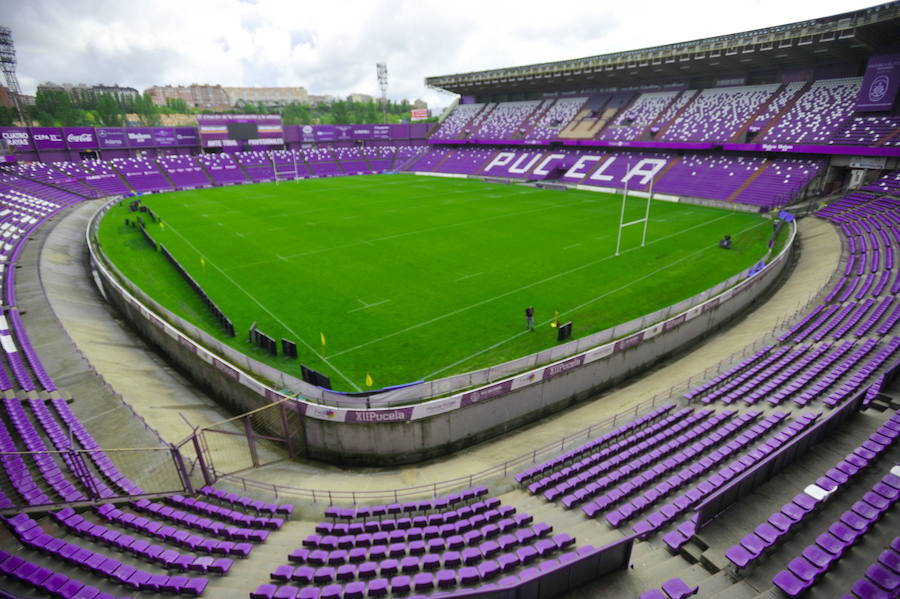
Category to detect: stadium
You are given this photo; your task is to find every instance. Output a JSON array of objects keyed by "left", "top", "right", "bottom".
[{"left": 0, "top": 1, "right": 898, "bottom": 598}]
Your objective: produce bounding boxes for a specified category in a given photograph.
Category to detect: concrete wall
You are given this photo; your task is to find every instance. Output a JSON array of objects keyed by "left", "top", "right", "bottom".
[{"left": 88, "top": 200, "right": 796, "bottom": 466}]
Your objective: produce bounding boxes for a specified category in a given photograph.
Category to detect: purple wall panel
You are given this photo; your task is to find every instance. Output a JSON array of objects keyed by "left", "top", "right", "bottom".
[
  {"left": 126, "top": 127, "right": 157, "bottom": 148},
  {"left": 63, "top": 127, "right": 98, "bottom": 149},
  {"left": 96, "top": 128, "right": 128, "bottom": 149},
  {"left": 856, "top": 52, "right": 900, "bottom": 112},
  {"left": 31, "top": 127, "right": 66, "bottom": 150},
  {"left": 0, "top": 127, "right": 34, "bottom": 151}
]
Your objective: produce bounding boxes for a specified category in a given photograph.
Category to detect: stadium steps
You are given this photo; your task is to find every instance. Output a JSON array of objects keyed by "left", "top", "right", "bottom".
[
  {"left": 500, "top": 489, "right": 622, "bottom": 549},
  {"left": 639, "top": 90, "right": 688, "bottom": 141},
  {"left": 752, "top": 81, "right": 813, "bottom": 143},
  {"left": 650, "top": 90, "right": 700, "bottom": 140},
  {"left": 558, "top": 108, "right": 593, "bottom": 138},
  {"left": 514, "top": 99, "right": 555, "bottom": 139},
  {"left": 153, "top": 159, "right": 179, "bottom": 190},
  {"left": 195, "top": 160, "right": 220, "bottom": 186},
  {"left": 730, "top": 83, "right": 787, "bottom": 143},
  {"left": 726, "top": 160, "right": 772, "bottom": 203},
  {"left": 433, "top": 148, "right": 459, "bottom": 172},
  {"left": 594, "top": 94, "right": 641, "bottom": 139},
  {"left": 464, "top": 103, "right": 498, "bottom": 139},
  {"left": 474, "top": 149, "right": 503, "bottom": 176},
  {"left": 874, "top": 125, "right": 900, "bottom": 147},
  {"left": 106, "top": 162, "right": 137, "bottom": 195},
  {"left": 650, "top": 156, "right": 682, "bottom": 187},
  {"left": 211, "top": 519, "right": 313, "bottom": 599}
]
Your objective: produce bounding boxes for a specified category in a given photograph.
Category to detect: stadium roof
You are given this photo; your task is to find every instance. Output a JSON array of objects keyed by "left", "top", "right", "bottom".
[{"left": 425, "top": 1, "right": 900, "bottom": 96}]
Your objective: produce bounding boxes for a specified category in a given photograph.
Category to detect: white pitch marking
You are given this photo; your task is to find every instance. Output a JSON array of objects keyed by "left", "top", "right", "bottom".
[
  {"left": 455, "top": 272, "right": 484, "bottom": 282},
  {"left": 276, "top": 254, "right": 288, "bottom": 262},
  {"left": 563, "top": 243, "right": 582, "bottom": 250},
  {"left": 349, "top": 299, "right": 391, "bottom": 313},
  {"left": 424, "top": 219, "right": 767, "bottom": 379},
  {"left": 328, "top": 212, "right": 741, "bottom": 360},
  {"left": 161, "top": 222, "right": 361, "bottom": 391}
]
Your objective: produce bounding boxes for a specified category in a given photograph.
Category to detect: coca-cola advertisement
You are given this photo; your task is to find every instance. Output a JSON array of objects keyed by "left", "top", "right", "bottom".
[{"left": 62, "top": 127, "right": 98, "bottom": 149}]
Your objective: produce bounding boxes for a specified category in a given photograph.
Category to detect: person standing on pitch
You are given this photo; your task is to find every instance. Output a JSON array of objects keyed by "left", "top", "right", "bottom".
[{"left": 525, "top": 306, "right": 535, "bottom": 332}]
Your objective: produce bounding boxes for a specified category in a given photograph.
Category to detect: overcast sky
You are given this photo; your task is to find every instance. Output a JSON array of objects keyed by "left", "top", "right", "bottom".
[{"left": 0, "top": 0, "right": 884, "bottom": 112}]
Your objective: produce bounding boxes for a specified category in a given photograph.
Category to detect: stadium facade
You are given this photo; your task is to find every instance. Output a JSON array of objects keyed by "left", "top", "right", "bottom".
[{"left": 0, "top": 3, "right": 897, "bottom": 598}]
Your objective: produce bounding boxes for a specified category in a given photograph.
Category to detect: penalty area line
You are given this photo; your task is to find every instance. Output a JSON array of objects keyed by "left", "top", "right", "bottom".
[
  {"left": 423, "top": 219, "right": 769, "bottom": 379},
  {"left": 162, "top": 222, "right": 362, "bottom": 391}
]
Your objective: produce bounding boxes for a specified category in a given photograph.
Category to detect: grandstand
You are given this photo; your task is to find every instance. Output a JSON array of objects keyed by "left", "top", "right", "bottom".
[{"left": 0, "top": 2, "right": 898, "bottom": 599}]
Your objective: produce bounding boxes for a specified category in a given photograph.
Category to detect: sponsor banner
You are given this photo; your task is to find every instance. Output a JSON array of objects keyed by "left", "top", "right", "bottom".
[
  {"left": 126, "top": 127, "right": 156, "bottom": 148},
  {"left": 299, "top": 124, "right": 316, "bottom": 142},
  {"left": 411, "top": 108, "right": 429, "bottom": 121},
  {"left": 585, "top": 343, "right": 614, "bottom": 363},
  {"left": 345, "top": 407, "right": 414, "bottom": 423},
  {"left": 177, "top": 333, "right": 197, "bottom": 353},
  {"left": 542, "top": 355, "right": 585, "bottom": 381},
  {"left": 334, "top": 125, "right": 354, "bottom": 141},
  {"left": 460, "top": 380, "right": 513, "bottom": 408},
  {"left": 306, "top": 404, "right": 346, "bottom": 422},
  {"left": 314, "top": 125, "right": 336, "bottom": 142},
  {"left": 0, "top": 127, "right": 33, "bottom": 150},
  {"left": 31, "top": 127, "right": 66, "bottom": 150},
  {"left": 723, "top": 143, "right": 900, "bottom": 158},
  {"left": 856, "top": 52, "right": 900, "bottom": 112},
  {"left": 96, "top": 128, "right": 128, "bottom": 149},
  {"left": 153, "top": 127, "right": 177, "bottom": 147},
  {"left": 371, "top": 124, "right": 392, "bottom": 140},
  {"left": 212, "top": 358, "right": 240, "bottom": 380},
  {"left": 701, "top": 297, "right": 720, "bottom": 313},
  {"left": 643, "top": 325, "right": 661, "bottom": 340},
  {"left": 174, "top": 127, "right": 199, "bottom": 146},
  {"left": 351, "top": 125, "right": 373, "bottom": 140},
  {"left": 509, "top": 370, "right": 540, "bottom": 391},
  {"left": 264, "top": 388, "right": 286, "bottom": 402},
  {"left": 663, "top": 313, "right": 686, "bottom": 332},
  {"left": 614, "top": 332, "right": 644, "bottom": 353},
  {"left": 63, "top": 127, "right": 97, "bottom": 149},
  {"left": 410, "top": 396, "right": 461, "bottom": 420}
]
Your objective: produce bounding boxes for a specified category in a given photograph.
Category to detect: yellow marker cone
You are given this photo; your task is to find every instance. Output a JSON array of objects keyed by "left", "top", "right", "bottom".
[
  {"left": 160, "top": 221, "right": 165, "bottom": 229},
  {"left": 365, "top": 373, "right": 373, "bottom": 387}
]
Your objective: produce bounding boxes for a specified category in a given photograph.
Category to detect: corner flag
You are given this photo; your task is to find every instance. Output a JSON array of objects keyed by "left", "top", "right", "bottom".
[
  {"left": 365, "top": 372, "right": 373, "bottom": 387},
  {"left": 200, "top": 256, "right": 206, "bottom": 269},
  {"left": 320, "top": 332, "right": 326, "bottom": 347},
  {"left": 551, "top": 310, "right": 559, "bottom": 328}
]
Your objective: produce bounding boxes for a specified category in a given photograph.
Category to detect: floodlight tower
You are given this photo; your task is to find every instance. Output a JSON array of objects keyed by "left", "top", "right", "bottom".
[
  {"left": 376, "top": 62, "right": 388, "bottom": 124},
  {"left": 0, "top": 27, "right": 30, "bottom": 126}
]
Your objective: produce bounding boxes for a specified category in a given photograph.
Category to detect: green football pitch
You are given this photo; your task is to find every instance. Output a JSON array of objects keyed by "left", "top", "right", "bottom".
[{"left": 98, "top": 173, "right": 779, "bottom": 392}]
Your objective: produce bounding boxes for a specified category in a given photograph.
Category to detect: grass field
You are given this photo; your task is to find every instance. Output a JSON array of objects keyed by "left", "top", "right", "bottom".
[{"left": 98, "top": 173, "right": 778, "bottom": 392}]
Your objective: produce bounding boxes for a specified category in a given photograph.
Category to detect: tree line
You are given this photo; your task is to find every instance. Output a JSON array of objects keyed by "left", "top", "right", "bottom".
[{"left": 0, "top": 89, "right": 435, "bottom": 127}]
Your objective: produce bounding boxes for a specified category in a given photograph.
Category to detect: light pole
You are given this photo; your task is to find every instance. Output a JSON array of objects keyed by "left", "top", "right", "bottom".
[{"left": 376, "top": 63, "right": 388, "bottom": 124}]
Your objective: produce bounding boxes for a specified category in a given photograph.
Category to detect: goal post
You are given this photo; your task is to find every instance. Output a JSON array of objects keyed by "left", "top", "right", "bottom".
[{"left": 614, "top": 173, "right": 654, "bottom": 256}]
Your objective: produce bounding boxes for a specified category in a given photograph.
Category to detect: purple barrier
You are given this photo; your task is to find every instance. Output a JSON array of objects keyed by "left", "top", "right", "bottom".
[{"left": 694, "top": 388, "right": 866, "bottom": 528}]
